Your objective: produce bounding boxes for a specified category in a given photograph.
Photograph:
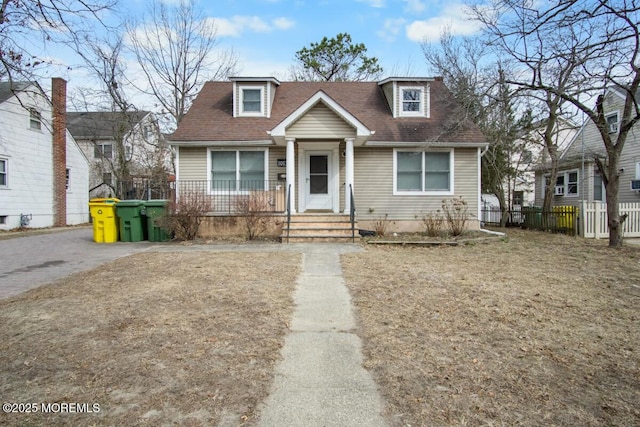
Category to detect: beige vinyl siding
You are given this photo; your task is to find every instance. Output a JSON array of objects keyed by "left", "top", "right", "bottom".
[
  {"left": 380, "top": 82, "right": 394, "bottom": 116},
  {"left": 354, "top": 147, "right": 479, "bottom": 220},
  {"left": 287, "top": 103, "right": 356, "bottom": 139},
  {"left": 178, "top": 147, "right": 207, "bottom": 181},
  {"left": 269, "top": 82, "right": 277, "bottom": 114},
  {"left": 235, "top": 82, "right": 268, "bottom": 117},
  {"left": 269, "top": 147, "right": 286, "bottom": 181}
]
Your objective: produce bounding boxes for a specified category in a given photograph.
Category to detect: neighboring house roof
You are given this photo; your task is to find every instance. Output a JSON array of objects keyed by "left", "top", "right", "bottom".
[
  {"left": 67, "top": 111, "right": 150, "bottom": 140},
  {"left": 0, "top": 81, "right": 43, "bottom": 103},
  {"left": 171, "top": 80, "right": 485, "bottom": 145}
]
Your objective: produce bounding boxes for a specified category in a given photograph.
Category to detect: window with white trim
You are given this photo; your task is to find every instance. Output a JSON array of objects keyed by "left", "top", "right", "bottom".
[
  {"left": 594, "top": 169, "right": 604, "bottom": 201},
  {"left": 0, "top": 158, "right": 7, "bottom": 187},
  {"left": 546, "top": 170, "right": 579, "bottom": 196},
  {"left": 394, "top": 150, "right": 452, "bottom": 194},
  {"left": 29, "top": 108, "right": 41, "bottom": 130},
  {"left": 400, "top": 87, "right": 424, "bottom": 116},
  {"left": 94, "top": 143, "right": 113, "bottom": 159},
  {"left": 567, "top": 171, "right": 578, "bottom": 195},
  {"left": 240, "top": 87, "right": 263, "bottom": 115},
  {"left": 210, "top": 149, "right": 267, "bottom": 191},
  {"left": 606, "top": 112, "right": 619, "bottom": 134}
]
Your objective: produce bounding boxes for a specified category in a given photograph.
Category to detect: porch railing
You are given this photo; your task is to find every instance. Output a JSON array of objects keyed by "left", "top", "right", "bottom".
[
  {"left": 349, "top": 184, "right": 356, "bottom": 242},
  {"left": 175, "top": 180, "right": 287, "bottom": 214},
  {"left": 286, "top": 184, "right": 292, "bottom": 243}
]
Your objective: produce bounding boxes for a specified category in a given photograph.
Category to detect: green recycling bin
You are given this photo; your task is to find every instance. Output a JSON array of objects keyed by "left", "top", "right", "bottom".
[
  {"left": 116, "top": 200, "right": 147, "bottom": 242},
  {"left": 144, "top": 200, "right": 170, "bottom": 242}
]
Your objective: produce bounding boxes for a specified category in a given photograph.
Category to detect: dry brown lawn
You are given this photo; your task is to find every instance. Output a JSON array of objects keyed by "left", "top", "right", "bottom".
[
  {"left": 1, "top": 230, "right": 639, "bottom": 427},
  {"left": 0, "top": 251, "right": 300, "bottom": 426},
  {"left": 342, "top": 229, "right": 640, "bottom": 426}
]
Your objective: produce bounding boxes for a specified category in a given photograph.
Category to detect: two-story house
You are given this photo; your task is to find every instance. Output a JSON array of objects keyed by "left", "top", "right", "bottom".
[
  {"left": 170, "top": 77, "right": 487, "bottom": 239},
  {"left": 67, "top": 111, "right": 171, "bottom": 198},
  {"left": 0, "top": 78, "right": 89, "bottom": 229},
  {"left": 534, "top": 87, "right": 640, "bottom": 207}
]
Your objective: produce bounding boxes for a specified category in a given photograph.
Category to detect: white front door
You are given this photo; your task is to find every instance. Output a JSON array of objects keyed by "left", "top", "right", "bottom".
[{"left": 305, "top": 151, "right": 333, "bottom": 211}]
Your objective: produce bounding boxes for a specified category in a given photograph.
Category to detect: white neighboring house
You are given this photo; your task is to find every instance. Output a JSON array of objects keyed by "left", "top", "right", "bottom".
[
  {"left": 482, "top": 118, "right": 578, "bottom": 211},
  {"left": 0, "top": 79, "right": 89, "bottom": 229},
  {"left": 67, "top": 111, "right": 170, "bottom": 198}
]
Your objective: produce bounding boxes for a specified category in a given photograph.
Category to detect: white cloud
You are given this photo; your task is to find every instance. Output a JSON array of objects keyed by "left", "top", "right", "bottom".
[
  {"left": 356, "top": 0, "right": 386, "bottom": 8},
  {"left": 404, "top": 0, "right": 426, "bottom": 14},
  {"left": 211, "top": 16, "right": 295, "bottom": 38},
  {"left": 273, "top": 17, "right": 295, "bottom": 30},
  {"left": 406, "top": 3, "right": 480, "bottom": 43},
  {"left": 236, "top": 57, "right": 292, "bottom": 80},
  {"left": 377, "top": 18, "right": 406, "bottom": 42}
]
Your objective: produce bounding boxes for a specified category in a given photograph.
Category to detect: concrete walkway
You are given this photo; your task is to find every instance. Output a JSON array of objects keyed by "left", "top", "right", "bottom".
[
  {"left": 1, "top": 229, "right": 388, "bottom": 425},
  {"left": 257, "top": 245, "right": 388, "bottom": 427}
]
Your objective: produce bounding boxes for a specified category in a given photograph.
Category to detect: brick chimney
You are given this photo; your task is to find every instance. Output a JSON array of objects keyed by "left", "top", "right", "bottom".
[{"left": 52, "top": 78, "right": 67, "bottom": 227}]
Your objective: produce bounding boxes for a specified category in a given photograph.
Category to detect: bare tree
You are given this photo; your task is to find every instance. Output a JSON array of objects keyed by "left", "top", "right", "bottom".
[
  {"left": 471, "top": 0, "right": 640, "bottom": 247},
  {"left": 423, "top": 32, "right": 533, "bottom": 225},
  {"left": 74, "top": 36, "right": 136, "bottom": 198},
  {"left": 0, "top": 0, "right": 115, "bottom": 82},
  {"left": 127, "top": 0, "right": 237, "bottom": 129}
]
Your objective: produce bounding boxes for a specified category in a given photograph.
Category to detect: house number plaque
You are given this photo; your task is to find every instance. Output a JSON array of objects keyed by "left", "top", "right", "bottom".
[{"left": 277, "top": 159, "right": 286, "bottom": 167}]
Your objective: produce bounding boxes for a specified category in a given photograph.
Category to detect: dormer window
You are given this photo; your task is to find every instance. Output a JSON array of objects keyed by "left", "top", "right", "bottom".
[
  {"left": 239, "top": 86, "right": 264, "bottom": 116},
  {"left": 402, "top": 89, "right": 421, "bottom": 112},
  {"left": 399, "top": 87, "right": 426, "bottom": 117},
  {"left": 230, "top": 77, "right": 280, "bottom": 118}
]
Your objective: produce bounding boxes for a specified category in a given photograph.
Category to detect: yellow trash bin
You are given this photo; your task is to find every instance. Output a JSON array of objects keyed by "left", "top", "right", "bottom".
[{"left": 89, "top": 198, "right": 120, "bottom": 243}]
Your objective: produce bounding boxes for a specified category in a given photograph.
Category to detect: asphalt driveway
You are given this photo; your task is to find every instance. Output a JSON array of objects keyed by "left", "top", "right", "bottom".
[{"left": 0, "top": 227, "right": 155, "bottom": 299}]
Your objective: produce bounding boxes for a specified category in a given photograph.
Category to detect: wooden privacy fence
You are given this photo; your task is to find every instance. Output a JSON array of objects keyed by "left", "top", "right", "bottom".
[{"left": 581, "top": 202, "right": 640, "bottom": 238}]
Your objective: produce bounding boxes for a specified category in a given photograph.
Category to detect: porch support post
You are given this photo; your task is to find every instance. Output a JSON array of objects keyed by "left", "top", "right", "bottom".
[
  {"left": 344, "top": 138, "right": 355, "bottom": 214},
  {"left": 286, "top": 138, "right": 296, "bottom": 214}
]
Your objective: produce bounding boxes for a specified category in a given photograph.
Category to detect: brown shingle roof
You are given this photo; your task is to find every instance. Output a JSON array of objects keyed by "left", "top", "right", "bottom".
[{"left": 171, "top": 80, "right": 485, "bottom": 145}]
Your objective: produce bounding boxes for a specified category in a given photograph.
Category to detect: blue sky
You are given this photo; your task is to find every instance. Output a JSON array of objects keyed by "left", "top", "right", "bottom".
[
  {"left": 196, "top": 0, "right": 480, "bottom": 77},
  {"left": 38, "top": 0, "right": 481, "bottom": 109}
]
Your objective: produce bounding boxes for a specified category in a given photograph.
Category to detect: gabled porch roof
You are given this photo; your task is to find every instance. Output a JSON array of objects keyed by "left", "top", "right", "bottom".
[{"left": 268, "top": 90, "right": 373, "bottom": 146}]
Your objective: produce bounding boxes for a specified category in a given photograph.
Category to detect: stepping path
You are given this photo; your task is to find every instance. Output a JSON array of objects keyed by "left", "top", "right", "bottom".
[{"left": 257, "top": 245, "right": 388, "bottom": 426}]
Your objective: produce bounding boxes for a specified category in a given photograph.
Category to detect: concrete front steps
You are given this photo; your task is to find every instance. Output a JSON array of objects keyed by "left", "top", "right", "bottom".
[{"left": 282, "top": 213, "right": 358, "bottom": 243}]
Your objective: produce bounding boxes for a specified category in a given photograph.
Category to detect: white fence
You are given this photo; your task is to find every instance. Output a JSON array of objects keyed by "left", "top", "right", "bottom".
[{"left": 581, "top": 202, "right": 640, "bottom": 238}]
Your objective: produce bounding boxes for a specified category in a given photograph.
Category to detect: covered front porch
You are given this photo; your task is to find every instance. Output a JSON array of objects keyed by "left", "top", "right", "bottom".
[{"left": 282, "top": 138, "right": 356, "bottom": 215}]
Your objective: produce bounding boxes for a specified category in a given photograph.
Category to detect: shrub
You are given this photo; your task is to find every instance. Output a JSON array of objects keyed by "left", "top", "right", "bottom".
[
  {"left": 442, "top": 197, "right": 470, "bottom": 236},
  {"left": 235, "top": 192, "right": 274, "bottom": 240},
  {"left": 422, "top": 210, "right": 444, "bottom": 237},
  {"left": 373, "top": 214, "right": 389, "bottom": 237},
  {"left": 162, "top": 191, "right": 211, "bottom": 240}
]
